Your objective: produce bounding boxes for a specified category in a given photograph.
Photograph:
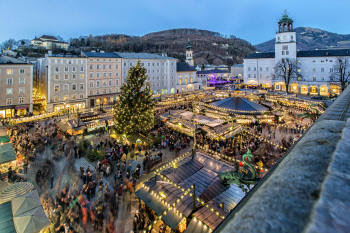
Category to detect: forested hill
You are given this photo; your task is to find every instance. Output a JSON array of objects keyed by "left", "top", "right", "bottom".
[{"left": 69, "top": 28, "right": 256, "bottom": 66}]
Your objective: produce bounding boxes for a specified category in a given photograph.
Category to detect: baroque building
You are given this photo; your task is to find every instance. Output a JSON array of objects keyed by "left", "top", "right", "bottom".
[{"left": 244, "top": 12, "right": 349, "bottom": 96}]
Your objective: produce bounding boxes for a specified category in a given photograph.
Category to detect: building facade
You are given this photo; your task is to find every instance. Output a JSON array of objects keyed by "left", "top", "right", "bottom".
[
  {"left": 0, "top": 56, "right": 33, "bottom": 118},
  {"left": 83, "top": 52, "right": 122, "bottom": 108},
  {"left": 117, "top": 52, "right": 177, "bottom": 95},
  {"left": 31, "top": 35, "right": 69, "bottom": 50},
  {"left": 176, "top": 62, "right": 203, "bottom": 93},
  {"left": 244, "top": 12, "right": 348, "bottom": 96},
  {"left": 37, "top": 55, "right": 87, "bottom": 112}
]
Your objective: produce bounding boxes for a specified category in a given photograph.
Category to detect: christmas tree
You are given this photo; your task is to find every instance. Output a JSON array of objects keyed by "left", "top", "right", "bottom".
[{"left": 113, "top": 61, "right": 155, "bottom": 143}]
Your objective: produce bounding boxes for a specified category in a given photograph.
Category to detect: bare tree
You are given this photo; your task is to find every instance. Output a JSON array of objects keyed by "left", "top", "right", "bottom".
[
  {"left": 1, "top": 39, "right": 16, "bottom": 50},
  {"left": 331, "top": 57, "right": 350, "bottom": 91},
  {"left": 274, "top": 58, "right": 300, "bottom": 93}
]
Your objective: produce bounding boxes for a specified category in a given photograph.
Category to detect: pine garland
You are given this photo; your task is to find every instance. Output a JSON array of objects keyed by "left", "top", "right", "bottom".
[{"left": 113, "top": 61, "right": 155, "bottom": 142}]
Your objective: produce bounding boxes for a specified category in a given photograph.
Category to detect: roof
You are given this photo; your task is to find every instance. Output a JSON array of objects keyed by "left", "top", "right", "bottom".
[
  {"left": 297, "top": 49, "right": 350, "bottom": 57},
  {"left": 232, "top": 64, "right": 243, "bottom": 68},
  {"left": 0, "top": 202, "right": 16, "bottom": 233},
  {"left": 40, "top": 35, "right": 58, "bottom": 40},
  {"left": 245, "top": 49, "right": 350, "bottom": 59},
  {"left": 197, "top": 69, "right": 230, "bottom": 74},
  {"left": 0, "top": 143, "right": 16, "bottom": 165},
  {"left": 245, "top": 52, "right": 275, "bottom": 59},
  {"left": 0, "top": 183, "right": 35, "bottom": 204},
  {"left": 0, "top": 56, "right": 31, "bottom": 65},
  {"left": 177, "top": 62, "right": 196, "bottom": 72},
  {"left": 211, "top": 97, "right": 268, "bottom": 113},
  {"left": 115, "top": 52, "right": 176, "bottom": 60},
  {"left": 83, "top": 52, "right": 121, "bottom": 58},
  {"left": 278, "top": 13, "right": 293, "bottom": 24}
]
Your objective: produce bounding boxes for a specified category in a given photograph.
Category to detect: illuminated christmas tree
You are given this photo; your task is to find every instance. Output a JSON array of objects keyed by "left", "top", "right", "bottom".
[{"left": 113, "top": 61, "right": 155, "bottom": 143}]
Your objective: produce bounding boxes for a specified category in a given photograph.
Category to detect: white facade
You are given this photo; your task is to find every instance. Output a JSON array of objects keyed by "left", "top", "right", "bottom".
[
  {"left": 117, "top": 53, "right": 177, "bottom": 95},
  {"left": 244, "top": 12, "right": 347, "bottom": 95}
]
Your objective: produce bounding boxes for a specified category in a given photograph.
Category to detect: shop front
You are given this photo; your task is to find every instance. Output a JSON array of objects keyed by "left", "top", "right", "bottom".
[
  {"left": 300, "top": 85, "right": 308, "bottom": 95},
  {"left": 0, "top": 108, "right": 15, "bottom": 119},
  {"left": 290, "top": 83, "right": 299, "bottom": 94},
  {"left": 330, "top": 84, "right": 341, "bottom": 96},
  {"left": 273, "top": 82, "right": 286, "bottom": 91},
  {"left": 319, "top": 86, "right": 329, "bottom": 96},
  {"left": 309, "top": 86, "right": 318, "bottom": 95},
  {"left": 53, "top": 101, "right": 86, "bottom": 112},
  {"left": 15, "top": 106, "right": 29, "bottom": 117}
]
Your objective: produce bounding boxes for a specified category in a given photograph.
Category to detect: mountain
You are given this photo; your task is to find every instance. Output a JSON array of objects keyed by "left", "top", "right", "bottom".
[
  {"left": 255, "top": 27, "right": 350, "bottom": 52},
  {"left": 69, "top": 28, "right": 256, "bottom": 66}
]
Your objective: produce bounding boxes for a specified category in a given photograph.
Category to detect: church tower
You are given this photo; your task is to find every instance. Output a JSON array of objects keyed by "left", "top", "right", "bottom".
[
  {"left": 275, "top": 11, "right": 297, "bottom": 63},
  {"left": 185, "top": 40, "right": 194, "bottom": 66}
]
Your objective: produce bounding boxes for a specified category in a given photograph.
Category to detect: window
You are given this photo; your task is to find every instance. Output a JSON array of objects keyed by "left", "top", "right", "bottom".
[
  {"left": 80, "top": 74, "right": 84, "bottom": 79},
  {"left": 54, "top": 85, "right": 60, "bottom": 92},
  {"left": 116, "top": 79, "right": 119, "bottom": 86},
  {"left": 115, "top": 72, "right": 118, "bottom": 77},
  {"left": 7, "top": 78, "right": 13, "bottom": 85},
  {"left": 321, "top": 68, "right": 324, "bottom": 72},
  {"left": 286, "top": 51, "right": 289, "bottom": 55},
  {"left": 253, "top": 67, "right": 256, "bottom": 71},
  {"left": 297, "top": 69, "right": 301, "bottom": 73},
  {"left": 6, "top": 98, "right": 13, "bottom": 105},
  {"left": 116, "top": 64, "right": 118, "bottom": 69},
  {"left": 6, "top": 88, "right": 13, "bottom": 95},
  {"left": 80, "top": 66, "right": 84, "bottom": 72},
  {"left": 103, "top": 73, "right": 106, "bottom": 77},
  {"left": 19, "top": 87, "right": 25, "bottom": 95},
  {"left": 282, "top": 51, "right": 285, "bottom": 55},
  {"left": 72, "top": 95, "right": 76, "bottom": 100},
  {"left": 313, "top": 76, "right": 316, "bottom": 81},
  {"left": 103, "top": 89, "right": 106, "bottom": 94},
  {"left": 64, "top": 84, "right": 69, "bottom": 91},
  {"left": 7, "top": 69, "right": 13, "bottom": 75},
  {"left": 79, "top": 94, "right": 84, "bottom": 99},
  {"left": 330, "top": 68, "right": 333, "bottom": 73},
  {"left": 20, "top": 69, "right": 25, "bottom": 74},
  {"left": 103, "top": 65, "right": 106, "bottom": 70},
  {"left": 291, "top": 35, "right": 294, "bottom": 40},
  {"left": 248, "top": 67, "right": 251, "bottom": 71},
  {"left": 64, "top": 74, "right": 68, "bottom": 80},
  {"left": 90, "top": 73, "right": 93, "bottom": 78},
  {"left": 64, "top": 96, "right": 68, "bottom": 101},
  {"left": 109, "top": 65, "right": 112, "bottom": 69},
  {"left": 19, "top": 77, "right": 26, "bottom": 84},
  {"left": 19, "top": 97, "right": 25, "bottom": 104},
  {"left": 72, "top": 74, "right": 76, "bottom": 79},
  {"left": 90, "top": 64, "right": 93, "bottom": 69},
  {"left": 313, "top": 68, "right": 316, "bottom": 72},
  {"left": 55, "top": 75, "right": 59, "bottom": 80},
  {"left": 97, "top": 73, "right": 100, "bottom": 78},
  {"left": 64, "top": 67, "right": 68, "bottom": 72},
  {"left": 97, "top": 65, "right": 100, "bottom": 70},
  {"left": 109, "top": 73, "right": 112, "bottom": 77},
  {"left": 97, "top": 90, "right": 100, "bottom": 95},
  {"left": 259, "top": 67, "right": 262, "bottom": 72},
  {"left": 90, "top": 82, "right": 94, "bottom": 88},
  {"left": 282, "top": 45, "right": 288, "bottom": 50},
  {"left": 80, "top": 84, "right": 84, "bottom": 90},
  {"left": 72, "top": 67, "right": 76, "bottom": 72},
  {"left": 72, "top": 84, "right": 77, "bottom": 91},
  {"left": 55, "top": 67, "right": 59, "bottom": 72},
  {"left": 96, "top": 81, "right": 100, "bottom": 87},
  {"left": 103, "top": 81, "right": 107, "bottom": 87},
  {"left": 109, "top": 80, "right": 112, "bottom": 86}
]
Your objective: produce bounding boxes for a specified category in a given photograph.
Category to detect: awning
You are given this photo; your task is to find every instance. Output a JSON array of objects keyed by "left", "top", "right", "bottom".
[
  {"left": 135, "top": 188, "right": 166, "bottom": 216},
  {"left": 0, "top": 143, "right": 16, "bottom": 165},
  {"left": 0, "top": 202, "right": 16, "bottom": 233},
  {"left": 161, "top": 209, "right": 183, "bottom": 230},
  {"left": 184, "top": 217, "right": 211, "bottom": 233},
  {"left": 0, "top": 183, "right": 35, "bottom": 205},
  {"left": 0, "top": 136, "right": 10, "bottom": 143}
]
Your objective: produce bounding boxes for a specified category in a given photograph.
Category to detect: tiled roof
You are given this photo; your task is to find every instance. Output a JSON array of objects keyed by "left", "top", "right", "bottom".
[
  {"left": 83, "top": 52, "right": 121, "bottom": 58},
  {"left": 40, "top": 35, "right": 58, "bottom": 40},
  {"left": 297, "top": 49, "right": 350, "bottom": 57},
  {"left": 197, "top": 69, "right": 230, "bottom": 74},
  {"left": 0, "top": 56, "right": 31, "bottom": 65},
  {"left": 115, "top": 52, "right": 176, "bottom": 60},
  {"left": 177, "top": 62, "right": 196, "bottom": 72},
  {"left": 245, "top": 52, "right": 275, "bottom": 59}
]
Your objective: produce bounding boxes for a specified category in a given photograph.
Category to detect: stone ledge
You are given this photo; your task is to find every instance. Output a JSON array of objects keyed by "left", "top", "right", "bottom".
[{"left": 304, "top": 119, "right": 350, "bottom": 233}]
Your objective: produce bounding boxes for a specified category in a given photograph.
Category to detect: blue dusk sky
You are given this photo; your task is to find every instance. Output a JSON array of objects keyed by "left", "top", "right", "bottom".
[{"left": 0, "top": 0, "right": 349, "bottom": 44}]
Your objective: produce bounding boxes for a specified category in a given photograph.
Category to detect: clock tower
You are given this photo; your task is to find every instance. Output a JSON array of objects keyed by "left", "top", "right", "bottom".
[
  {"left": 275, "top": 11, "right": 297, "bottom": 63},
  {"left": 185, "top": 40, "right": 194, "bottom": 66}
]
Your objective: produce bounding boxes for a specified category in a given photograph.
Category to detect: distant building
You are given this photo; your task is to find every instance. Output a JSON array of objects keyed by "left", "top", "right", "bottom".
[
  {"left": 0, "top": 56, "right": 33, "bottom": 118},
  {"left": 37, "top": 54, "right": 87, "bottom": 112},
  {"left": 31, "top": 35, "right": 69, "bottom": 50},
  {"left": 117, "top": 52, "right": 177, "bottom": 95},
  {"left": 231, "top": 64, "right": 243, "bottom": 79},
  {"left": 82, "top": 51, "right": 122, "bottom": 108},
  {"left": 244, "top": 12, "right": 348, "bottom": 96},
  {"left": 176, "top": 62, "right": 205, "bottom": 93},
  {"left": 185, "top": 41, "right": 194, "bottom": 66},
  {"left": 197, "top": 69, "right": 230, "bottom": 86}
]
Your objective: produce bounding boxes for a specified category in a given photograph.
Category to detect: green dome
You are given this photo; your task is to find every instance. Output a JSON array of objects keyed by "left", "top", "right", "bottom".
[{"left": 279, "top": 12, "right": 293, "bottom": 24}]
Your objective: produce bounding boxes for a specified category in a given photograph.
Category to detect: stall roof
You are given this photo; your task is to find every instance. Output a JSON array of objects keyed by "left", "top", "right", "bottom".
[
  {"left": 0, "top": 183, "right": 35, "bottom": 205},
  {"left": 184, "top": 217, "right": 211, "bottom": 233},
  {"left": 211, "top": 97, "right": 268, "bottom": 112},
  {"left": 0, "top": 202, "right": 16, "bottom": 233},
  {"left": 0, "top": 143, "right": 16, "bottom": 165},
  {"left": 135, "top": 188, "right": 166, "bottom": 216},
  {"left": 161, "top": 209, "right": 184, "bottom": 230}
]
